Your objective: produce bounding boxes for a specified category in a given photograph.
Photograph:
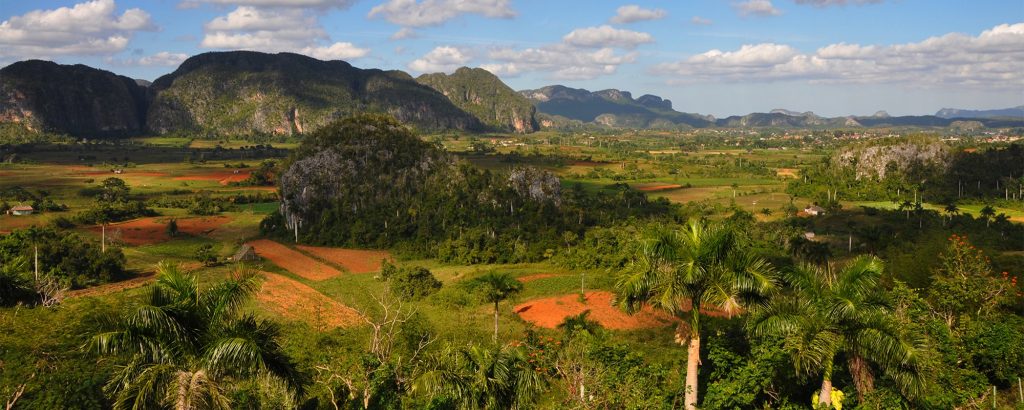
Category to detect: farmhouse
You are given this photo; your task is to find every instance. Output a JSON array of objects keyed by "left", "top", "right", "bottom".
[
  {"left": 232, "top": 244, "right": 260, "bottom": 262},
  {"left": 8, "top": 205, "right": 34, "bottom": 216},
  {"left": 803, "top": 205, "right": 826, "bottom": 216}
]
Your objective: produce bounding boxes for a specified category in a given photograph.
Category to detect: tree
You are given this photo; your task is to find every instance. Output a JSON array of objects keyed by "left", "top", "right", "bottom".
[
  {"left": 942, "top": 203, "right": 959, "bottom": 226},
  {"left": 616, "top": 219, "right": 778, "bottom": 409},
  {"left": 469, "top": 272, "right": 523, "bottom": 342},
  {"left": 416, "top": 344, "right": 544, "bottom": 409},
  {"left": 979, "top": 205, "right": 996, "bottom": 227},
  {"left": 87, "top": 262, "right": 301, "bottom": 409},
  {"left": 749, "top": 256, "right": 925, "bottom": 407},
  {"left": 166, "top": 219, "right": 179, "bottom": 238},
  {"left": 194, "top": 244, "right": 218, "bottom": 267}
]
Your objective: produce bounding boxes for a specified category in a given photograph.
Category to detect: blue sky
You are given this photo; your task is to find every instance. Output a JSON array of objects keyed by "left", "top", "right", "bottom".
[{"left": 1, "top": 0, "right": 1021, "bottom": 117}]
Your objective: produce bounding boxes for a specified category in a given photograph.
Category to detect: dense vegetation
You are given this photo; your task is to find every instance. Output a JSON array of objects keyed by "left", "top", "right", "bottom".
[
  {"left": 417, "top": 67, "right": 539, "bottom": 133},
  {"left": 264, "top": 114, "right": 673, "bottom": 263}
]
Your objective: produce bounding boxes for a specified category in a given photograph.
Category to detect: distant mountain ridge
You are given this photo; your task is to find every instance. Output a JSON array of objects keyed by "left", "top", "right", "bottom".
[
  {"left": 519, "top": 85, "right": 712, "bottom": 129},
  {"left": 935, "top": 106, "right": 1024, "bottom": 119},
  {"left": 416, "top": 67, "right": 538, "bottom": 133}
]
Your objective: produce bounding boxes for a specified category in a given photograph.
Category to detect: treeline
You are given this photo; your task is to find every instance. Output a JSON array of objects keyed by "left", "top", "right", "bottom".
[{"left": 262, "top": 115, "right": 676, "bottom": 263}]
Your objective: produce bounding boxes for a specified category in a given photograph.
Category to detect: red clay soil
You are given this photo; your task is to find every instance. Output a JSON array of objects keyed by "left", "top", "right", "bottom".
[
  {"left": 173, "top": 170, "right": 251, "bottom": 185},
  {"left": 517, "top": 273, "right": 565, "bottom": 283},
  {"left": 257, "top": 272, "right": 363, "bottom": 328},
  {"left": 636, "top": 184, "right": 684, "bottom": 192},
  {"left": 74, "top": 170, "right": 168, "bottom": 177},
  {"left": 248, "top": 239, "right": 342, "bottom": 281},
  {"left": 515, "top": 291, "right": 679, "bottom": 330},
  {"left": 88, "top": 216, "right": 231, "bottom": 246},
  {"left": 296, "top": 245, "right": 392, "bottom": 274}
]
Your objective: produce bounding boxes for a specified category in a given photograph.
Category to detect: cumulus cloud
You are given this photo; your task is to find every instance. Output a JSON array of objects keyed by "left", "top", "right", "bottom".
[
  {"left": 0, "top": 0, "right": 155, "bottom": 59},
  {"left": 408, "top": 46, "right": 471, "bottom": 72},
  {"left": 485, "top": 45, "right": 637, "bottom": 80},
  {"left": 109, "top": 51, "right": 190, "bottom": 66},
  {"left": 651, "top": 23, "right": 1024, "bottom": 88},
  {"left": 369, "top": 0, "right": 515, "bottom": 28},
  {"left": 794, "top": 0, "right": 883, "bottom": 6},
  {"left": 200, "top": 6, "right": 369, "bottom": 60},
  {"left": 734, "top": 0, "right": 782, "bottom": 17},
  {"left": 563, "top": 25, "right": 653, "bottom": 49},
  {"left": 390, "top": 27, "right": 419, "bottom": 40},
  {"left": 609, "top": 5, "right": 666, "bottom": 24},
  {"left": 691, "top": 16, "right": 713, "bottom": 26},
  {"left": 181, "top": 0, "right": 355, "bottom": 9}
]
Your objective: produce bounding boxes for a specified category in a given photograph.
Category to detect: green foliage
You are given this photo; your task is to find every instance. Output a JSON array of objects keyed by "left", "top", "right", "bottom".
[
  {"left": 416, "top": 67, "right": 538, "bottom": 132},
  {"left": 194, "top": 244, "right": 218, "bottom": 266},
  {"left": 165, "top": 218, "right": 178, "bottom": 237},
  {"left": 379, "top": 261, "right": 442, "bottom": 301},
  {"left": 75, "top": 177, "right": 154, "bottom": 224},
  {"left": 0, "top": 226, "right": 127, "bottom": 290},
  {"left": 86, "top": 263, "right": 301, "bottom": 409}
]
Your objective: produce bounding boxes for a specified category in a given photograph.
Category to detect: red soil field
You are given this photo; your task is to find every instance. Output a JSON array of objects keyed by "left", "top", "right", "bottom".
[
  {"left": 74, "top": 170, "right": 168, "bottom": 177},
  {"left": 296, "top": 245, "right": 392, "bottom": 274},
  {"left": 636, "top": 184, "right": 684, "bottom": 192},
  {"left": 173, "top": 170, "right": 251, "bottom": 185},
  {"left": 257, "top": 272, "right": 362, "bottom": 328},
  {"left": 517, "top": 273, "right": 564, "bottom": 283},
  {"left": 571, "top": 161, "right": 608, "bottom": 167},
  {"left": 514, "top": 291, "right": 678, "bottom": 330},
  {"left": 248, "top": 239, "right": 342, "bottom": 281},
  {"left": 88, "top": 216, "right": 231, "bottom": 245}
]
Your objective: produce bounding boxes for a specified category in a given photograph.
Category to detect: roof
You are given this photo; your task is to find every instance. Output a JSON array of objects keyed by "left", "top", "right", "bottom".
[
  {"left": 10, "top": 205, "right": 34, "bottom": 211},
  {"left": 805, "top": 205, "right": 825, "bottom": 211}
]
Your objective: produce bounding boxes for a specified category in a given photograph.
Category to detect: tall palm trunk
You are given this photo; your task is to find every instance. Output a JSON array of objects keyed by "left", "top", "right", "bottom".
[
  {"left": 684, "top": 309, "right": 701, "bottom": 409},
  {"left": 818, "top": 361, "right": 834, "bottom": 408},
  {"left": 848, "top": 354, "right": 875, "bottom": 402},
  {"left": 493, "top": 301, "right": 499, "bottom": 342}
]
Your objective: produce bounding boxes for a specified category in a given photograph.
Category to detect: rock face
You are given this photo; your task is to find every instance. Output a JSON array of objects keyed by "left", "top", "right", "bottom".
[
  {"left": 0, "top": 60, "right": 149, "bottom": 137},
  {"left": 837, "top": 140, "right": 949, "bottom": 180},
  {"left": 519, "top": 85, "right": 711, "bottom": 128},
  {"left": 416, "top": 67, "right": 538, "bottom": 133},
  {"left": 147, "top": 51, "right": 483, "bottom": 135}
]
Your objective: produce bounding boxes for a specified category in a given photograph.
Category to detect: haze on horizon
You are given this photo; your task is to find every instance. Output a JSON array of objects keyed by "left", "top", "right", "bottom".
[{"left": 1, "top": 0, "right": 1021, "bottom": 118}]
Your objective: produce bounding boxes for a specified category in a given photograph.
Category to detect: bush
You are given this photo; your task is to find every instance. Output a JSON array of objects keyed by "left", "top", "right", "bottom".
[
  {"left": 379, "top": 261, "right": 441, "bottom": 300},
  {"left": 194, "top": 244, "right": 218, "bottom": 267}
]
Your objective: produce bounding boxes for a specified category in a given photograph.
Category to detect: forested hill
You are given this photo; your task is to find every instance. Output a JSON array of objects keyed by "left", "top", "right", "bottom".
[
  {"left": 416, "top": 67, "right": 539, "bottom": 133},
  {"left": 0, "top": 60, "right": 150, "bottom": 137},
  {"left": 519, "top": 85, "right": 714, "bottom": 129},
  {"left": 147, "top": 51, "right": 484, "bottom": 135}
]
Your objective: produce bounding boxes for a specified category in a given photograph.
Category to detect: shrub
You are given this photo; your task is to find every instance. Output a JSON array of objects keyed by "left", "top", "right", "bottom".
[
  {"left": 194, "top": 244, "right": 218, "bottom": 267},
  {"left": 379, "top": 261, "right": 441, "bottom": 300}
]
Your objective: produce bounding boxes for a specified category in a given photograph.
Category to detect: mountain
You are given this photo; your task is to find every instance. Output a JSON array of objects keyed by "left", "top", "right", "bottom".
[
  {"left": 519, "top": 85, "right": 712, "bottom": 128},
  {"left": 147, "top": 51, "right": 483, "bottom": 135},
  {"left": 416, "top": 67, "right": 538, "bottom": 133},
  {"left": 935, "top": 106, "right": 1024, "bottom": 119},
  {"left": 0, "top": 60, "right": 149, "bottom": 137}
]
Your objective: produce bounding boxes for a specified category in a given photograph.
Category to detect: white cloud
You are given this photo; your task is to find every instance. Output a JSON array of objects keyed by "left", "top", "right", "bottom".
[
  {"left": 609, "top": 5, "right": 666, "bottom": 24},
  {"left": 691, "top": 16, "right": 713, "bottom": 26},
  {"left": 486, "top": 45, "right": 636, "bottom": 80},
  {"left": 368, "top": 0, "right": 516, "bottom": 28},
  {"left": 651, "top": 23, "right": 1024, "bottom": 88},
  {"left": 563, "top": 25, "right": 653, "bottom": 49},
  {"left": 408, "top": 46, "right": 471, "bottom": 72},
  {"left": 0, "top": 0, "right": 155, "bottom": 58},
  {"left": 734, "top": 0, "right": 782, "bottom": 17},
  {"left": 390, "top": 28, "right": 419, "bottom": 40},
  {"left": 301, "top": 42, "right": 369, "bottom": 60},
  {"left": 200, "top": 6, "right": 369, "bottom": 60},
  {"left": 137, "top": 51, "right": 190, "bottom": 66},
  {"left": 182, "top": 0, "right": 355, "bottom": 8}
]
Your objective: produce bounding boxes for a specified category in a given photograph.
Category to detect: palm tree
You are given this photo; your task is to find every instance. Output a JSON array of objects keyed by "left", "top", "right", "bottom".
[
  {"left": 616, "top": 220, "right": 778, "bottom": 409},
  {"left": 416, "top": 344, "right": 545, "bottom": 409},
  {"left": 942, "top": 203, "right": 959, "bottom": 226},
  {"left": 979, "top": 205, "right": 996, "bottom": 227},
  {"left": 470, "top": 272, "right": 524, "bottom": 342},
  {"left": 749, "top": 256, "right": 924, "bottom": 407},
  {"left": 88, "top": 262, "right": 301, "bottom": 409}
]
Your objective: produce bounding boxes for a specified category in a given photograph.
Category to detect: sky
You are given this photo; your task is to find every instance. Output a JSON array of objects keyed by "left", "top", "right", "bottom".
[{"left": 0, "top": 0, "right": 1022, "bottom": 117}]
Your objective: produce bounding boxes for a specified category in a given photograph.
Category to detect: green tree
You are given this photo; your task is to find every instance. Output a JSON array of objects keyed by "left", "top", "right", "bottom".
[
  {"left": 616, "top": 219, "right": 778, "bottom": 409},
  {"left": 87, "top": 263, "right": 301, "bottom": 409},
  {"left": 166, "top": 219, "right": 179, "bottom": 238},
  {"left": 194, "top": 244, "right": 218, "bottom": 267},
  {"left": 979, "top": 205, "right": 996, "bottom": 227},
  {"left": 416, "top": 344, "right": 544, "bottom": 409},
  {"left": 470, "top": 272, "right": 524, "bottom": 342},
  {"left": 749, "top": 256, "right": 925, "bottom": 407}
]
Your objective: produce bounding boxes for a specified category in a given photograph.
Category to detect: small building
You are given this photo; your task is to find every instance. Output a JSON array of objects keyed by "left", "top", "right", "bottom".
[
  {"left": 803, "top": 205, "right": 826, "bottom": 216},
  {"left": 232, "top": 244, "right": 259, "bottom": 262},
  {"left": 8, "top": 205, "right": 34, "bottom": 216}
]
